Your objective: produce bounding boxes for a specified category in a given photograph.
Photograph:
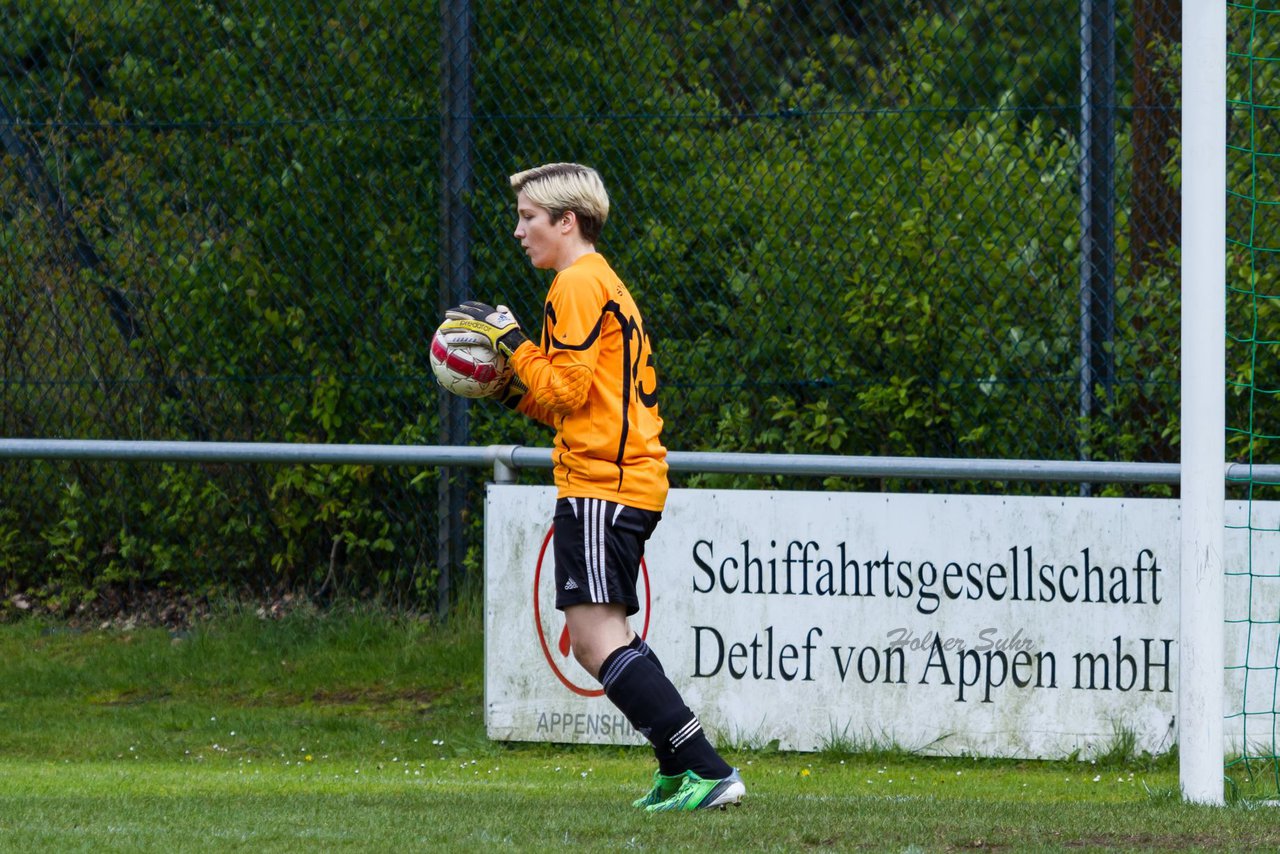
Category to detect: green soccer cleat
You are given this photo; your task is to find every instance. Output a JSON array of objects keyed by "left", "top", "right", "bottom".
[
  {"left": 632, "top": 770, "right": 685, "bottom": 808},
  {"left": 645, "top": 768, "right": 746, "bottom": 812}
]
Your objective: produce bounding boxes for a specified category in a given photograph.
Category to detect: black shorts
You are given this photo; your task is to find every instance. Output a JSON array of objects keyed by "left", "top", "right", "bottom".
[{"left": 553, "top": 497, "right": 662, "bottom": 616}]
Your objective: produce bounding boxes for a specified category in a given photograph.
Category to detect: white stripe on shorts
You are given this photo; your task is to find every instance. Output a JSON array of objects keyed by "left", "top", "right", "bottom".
[{"left": 584, "top": 498, "right": 606, "bottom": 603}]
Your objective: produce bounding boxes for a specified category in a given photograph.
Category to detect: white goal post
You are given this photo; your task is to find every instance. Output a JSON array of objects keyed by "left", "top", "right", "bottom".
[{"left": 1178, "top": 0, "right": 1226, "bottom": 806}]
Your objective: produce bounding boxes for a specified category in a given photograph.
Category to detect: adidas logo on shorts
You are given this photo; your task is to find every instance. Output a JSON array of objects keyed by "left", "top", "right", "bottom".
[{"left": 564, "top": 578, "right": 579, "bottom": 591}]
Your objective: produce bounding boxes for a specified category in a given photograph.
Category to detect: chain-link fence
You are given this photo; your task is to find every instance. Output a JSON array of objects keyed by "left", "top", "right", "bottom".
[{"left": 0, "top": 1, "right": 1182, "bottom": 611}]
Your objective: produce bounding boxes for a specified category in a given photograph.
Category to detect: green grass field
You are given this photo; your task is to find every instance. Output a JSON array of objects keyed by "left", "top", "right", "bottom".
[{"left": 1, "top": 604, "right": 1277, "bottom": 852}]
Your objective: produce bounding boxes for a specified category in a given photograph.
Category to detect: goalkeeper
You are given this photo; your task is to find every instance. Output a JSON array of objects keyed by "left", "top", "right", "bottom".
[{"left": 439, "top": 162, "right": 745, "bottom": 812}]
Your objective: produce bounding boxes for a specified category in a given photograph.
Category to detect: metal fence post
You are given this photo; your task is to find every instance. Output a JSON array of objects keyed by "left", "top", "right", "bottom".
[
  {"left": 1078, "top": 0, "right": 1117, "bottom": 491},
  {"left": 438, "top": 0, "right": 475, "bottom": 620}
]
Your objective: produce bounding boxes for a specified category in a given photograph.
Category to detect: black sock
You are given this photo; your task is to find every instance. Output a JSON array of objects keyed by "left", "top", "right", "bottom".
[
  {"left": 626, "top": 635, "right": 678, "bottom": 773},
  {"left": 599, "top": 644, "right": 732, "bottom": 780}
]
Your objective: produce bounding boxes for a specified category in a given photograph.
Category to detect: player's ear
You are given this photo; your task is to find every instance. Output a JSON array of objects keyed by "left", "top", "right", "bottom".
[{"left": 559, "top": 210, "right": 576, "bottom": 233}]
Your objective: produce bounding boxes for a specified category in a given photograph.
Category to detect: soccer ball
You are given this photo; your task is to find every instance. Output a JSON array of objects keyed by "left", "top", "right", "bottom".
[{"left": 429, "top": 325, "right": 512, "bottom": 399}]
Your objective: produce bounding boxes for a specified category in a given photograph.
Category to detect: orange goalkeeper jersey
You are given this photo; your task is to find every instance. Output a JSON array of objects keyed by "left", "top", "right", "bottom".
[{"left": 509, "top": 253, "right": 669, "bottom": 512}]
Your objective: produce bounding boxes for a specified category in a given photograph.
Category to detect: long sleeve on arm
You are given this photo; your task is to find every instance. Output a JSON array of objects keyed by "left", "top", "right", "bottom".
[{"left": 510, "top": 341, "right": 592, "bottom": 423}]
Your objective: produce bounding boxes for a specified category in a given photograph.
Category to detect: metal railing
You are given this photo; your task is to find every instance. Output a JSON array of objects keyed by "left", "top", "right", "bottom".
[{"left": 1, "top": 438, "right": 1269, "bottom": 486}]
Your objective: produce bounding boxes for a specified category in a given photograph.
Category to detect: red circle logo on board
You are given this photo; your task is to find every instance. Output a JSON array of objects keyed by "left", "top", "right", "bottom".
[{"left": 532, "top": 523, "right": 651, "bottom": 697}]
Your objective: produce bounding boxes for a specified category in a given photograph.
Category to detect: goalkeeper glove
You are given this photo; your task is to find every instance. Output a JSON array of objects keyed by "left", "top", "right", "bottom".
[
  {"left": 440, "top": 301, "right": 530, "bottom": 359},
  {"left": 498, "top": 374, "right": 527, "bottom": 410}
]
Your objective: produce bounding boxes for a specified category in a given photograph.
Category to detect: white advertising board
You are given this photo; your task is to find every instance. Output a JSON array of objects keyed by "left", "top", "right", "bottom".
[{"left": 484, "top": 486, "right": 1279, "bottom": 758}]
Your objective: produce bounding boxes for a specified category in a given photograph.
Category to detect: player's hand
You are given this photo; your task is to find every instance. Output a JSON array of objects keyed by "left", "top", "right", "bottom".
[
  {"left": 498, "top": 373, "right": 527, "bottom": 410},
  {"left": 440, "top": 301, "right": 530, "bottom": 359}
]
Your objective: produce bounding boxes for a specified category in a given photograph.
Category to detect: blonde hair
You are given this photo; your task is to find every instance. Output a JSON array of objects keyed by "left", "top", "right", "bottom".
[{"left": 509, "top": 162, "right": 609, "bottom": 244}]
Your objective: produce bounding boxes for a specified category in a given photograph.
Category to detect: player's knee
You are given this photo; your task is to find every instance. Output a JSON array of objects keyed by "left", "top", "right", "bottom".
[{"left": 571, "top": 641, "right": 607, "bottom": 680}]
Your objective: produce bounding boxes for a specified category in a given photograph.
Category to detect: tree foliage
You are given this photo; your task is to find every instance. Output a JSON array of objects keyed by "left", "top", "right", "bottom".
[{"left": 0, "top": 0, "right": 1202, "bottom": 610}]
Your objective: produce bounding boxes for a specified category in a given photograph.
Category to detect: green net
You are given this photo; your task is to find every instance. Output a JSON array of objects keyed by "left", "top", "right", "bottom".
[{"left": 1225, "top": 0, "right": 1280, "bottom": 799}]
